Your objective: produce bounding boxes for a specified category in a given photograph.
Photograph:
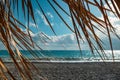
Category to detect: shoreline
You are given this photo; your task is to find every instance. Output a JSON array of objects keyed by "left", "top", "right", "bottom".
[{"left": 2, "top": 59, "right": 120, "bottom": 63}]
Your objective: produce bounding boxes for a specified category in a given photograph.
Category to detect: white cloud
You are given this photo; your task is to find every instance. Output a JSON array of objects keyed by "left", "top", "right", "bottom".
[
  {"left": 29, "top": 22, "right": 37, "bottom": 28},
  {"left": 43, "top": 16, "right": 49, "bottom": 26},
  {"left": 47, "top": 12, "right": 53, "bottom": 18},
  {"left": 1, "top": 3, "right": 120, "bottom": 50},
  {"left": 32, "top": 33, "right": 89, "bottom": 50},
  {"left": 23, "top": 29, "right": 35, "bottom": 37},
  {"left": 103, "top": 1, "right": 120, "bottom": 27},
  {"left": 94, "top": 1, "right": 120, "bottom": 38},
  {"left": 36, "top": 10, "right": 48, "bottom": 25},
  {"left": 104, "top": 1, "right": 119, "bottom": 15},
  {"left": 36, "top": 10, "right": 54, "bottom": 26},
  {"left": 49, "top": 34, "right": 76, "bottom": 44},
  {"left": 0, "top": 31, "right": 120, "bottom": 50},
  {"left": 94, "top": 1, "right": 120, "bottom": 49}
]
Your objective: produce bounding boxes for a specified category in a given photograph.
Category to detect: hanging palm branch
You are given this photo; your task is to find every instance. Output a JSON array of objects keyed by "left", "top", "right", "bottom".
[
  {"left": 51, "top": 0, "right": 120, "bottom": 60},
  {"left": 0, "top": 0, "right": 45, "bottom": 79},
  {"left": 0, "top": 0, "right": 120, "bottom": 79}
]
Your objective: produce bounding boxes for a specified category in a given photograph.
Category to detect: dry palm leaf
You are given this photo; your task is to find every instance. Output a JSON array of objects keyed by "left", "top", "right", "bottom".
[
  {"left": 0, "top": 0, "right": 120, "bottom": 79},
  {"left": 0, "top": 0, "right": 45, "bottom": 79},
  {"left": 57, "top": 0, "right": 120, "bottom": 60}
]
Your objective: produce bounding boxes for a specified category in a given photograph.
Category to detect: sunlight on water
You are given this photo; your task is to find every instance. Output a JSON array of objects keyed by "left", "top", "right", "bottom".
[{"left": 0, "top": 50, "right": 120, "bottom": 62}]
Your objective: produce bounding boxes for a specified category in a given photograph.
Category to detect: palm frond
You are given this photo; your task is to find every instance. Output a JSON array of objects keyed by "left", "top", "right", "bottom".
[
  {"left": 62, "top": 0, "right": 120, "bottom": 59},
  {"left": 0, "top": 0, "right": 120, "bottom": 79},
  {"left": 0, "top": 0, "right": 45, "bottom": 79}
]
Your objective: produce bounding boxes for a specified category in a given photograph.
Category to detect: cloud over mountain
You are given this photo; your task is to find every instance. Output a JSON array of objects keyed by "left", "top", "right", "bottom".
[
  {"left": 32, "top": 33, "right": 82, "bottom": 50},
  {"left": 0, "top": 31, "right": 120, "bottom": 50}
]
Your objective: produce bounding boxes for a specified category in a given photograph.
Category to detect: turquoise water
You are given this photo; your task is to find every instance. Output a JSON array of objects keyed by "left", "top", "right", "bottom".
[
  {"left": 0, "top": 50, "right": 92, "bottom": 58},
  {"left": 0, "top": 50, "right": 120, "bottom": 61}
]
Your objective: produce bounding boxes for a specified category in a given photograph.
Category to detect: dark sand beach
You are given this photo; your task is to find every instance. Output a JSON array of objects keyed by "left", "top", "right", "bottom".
[{"left": 4, "top": 62, "right": 120, "bottom": 80}]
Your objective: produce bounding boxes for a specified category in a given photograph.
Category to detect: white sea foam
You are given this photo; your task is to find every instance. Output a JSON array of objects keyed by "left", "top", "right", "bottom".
[
  {"left": 2, "top": 50, "right": 120, "bottom": 62},
  {"left": 30, "top": 59, "right": 120, "bottom": 63}
]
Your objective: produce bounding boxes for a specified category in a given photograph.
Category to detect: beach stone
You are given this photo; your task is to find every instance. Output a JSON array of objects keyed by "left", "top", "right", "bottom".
[{"left": 4, "top": 62, "right": 120, "bottom": 80}]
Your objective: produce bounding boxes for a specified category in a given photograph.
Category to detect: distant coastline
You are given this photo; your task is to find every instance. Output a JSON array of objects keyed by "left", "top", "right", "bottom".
[{"left": 1, "top": 50, "right": 120, "bottom": 62}]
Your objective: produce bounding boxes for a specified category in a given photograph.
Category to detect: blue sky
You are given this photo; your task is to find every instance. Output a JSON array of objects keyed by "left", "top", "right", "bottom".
[
  {"left": 13, "top": 0, "right": 74, "bottom": 36},
  {"left": 0, "top": 0, "right": 120, "bottom": 50},
  {"left": 14, "top": 0, "right": 102, "bottom": 36}
]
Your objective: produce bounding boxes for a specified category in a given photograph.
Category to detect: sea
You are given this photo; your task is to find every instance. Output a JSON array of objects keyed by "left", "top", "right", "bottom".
[{"left": 0, "top": 50, "right": 120, "bottom": 62}]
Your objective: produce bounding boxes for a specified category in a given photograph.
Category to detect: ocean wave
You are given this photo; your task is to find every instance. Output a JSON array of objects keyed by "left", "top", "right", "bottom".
[{"left": 1, "top": 50, "right": 120, "bottom": 62}]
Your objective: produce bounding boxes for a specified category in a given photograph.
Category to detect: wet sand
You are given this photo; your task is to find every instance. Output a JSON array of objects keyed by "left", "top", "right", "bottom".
[{"left": 4, "top": 62, "right": 120, "bottom": 80}]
